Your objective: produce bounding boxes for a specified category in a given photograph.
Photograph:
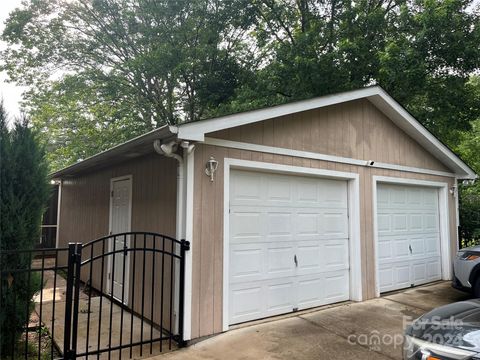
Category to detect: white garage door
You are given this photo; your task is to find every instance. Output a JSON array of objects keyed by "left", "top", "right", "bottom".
[
  {"left": 228, "top": 170, "right": 350, "bottom": 325},
  {"left": 377, "top": 184, "right": 442, "bottom": 293}
]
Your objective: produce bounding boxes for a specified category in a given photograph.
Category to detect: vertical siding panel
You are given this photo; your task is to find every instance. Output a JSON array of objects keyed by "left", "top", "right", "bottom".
[
  {"left": 263, "top": 120, "right": 275, "bottom": 163},
  {"left": 191, "top": 146, "right": 205, "bottom": 339},
  {"left": 310, "top": 109, "right": 322, "bottom": 154},
  {"left": 302, "top": 110, "right": 313, "bottom": 168},
  {"left": 292, "top": 113, "right": 304, "bottom": 167},
  {"left": 213, "top": 147, "right": 226, "bottom": 333},
  {"left": 199, "top": 146, "right": 216, "bottom": 336}
]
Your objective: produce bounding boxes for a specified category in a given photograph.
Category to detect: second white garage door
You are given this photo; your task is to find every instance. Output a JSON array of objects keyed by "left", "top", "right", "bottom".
[
  {"left": 377, "top": 184, "right": 442, "bottom": 293},
  {"left": 228, "top": 170, "right": 350, "bottom": 325}
]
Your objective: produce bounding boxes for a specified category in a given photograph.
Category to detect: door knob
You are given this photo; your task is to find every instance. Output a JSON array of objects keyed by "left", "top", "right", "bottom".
[{"left": 294, "top": 254, "right": 298, "bottom": 267}]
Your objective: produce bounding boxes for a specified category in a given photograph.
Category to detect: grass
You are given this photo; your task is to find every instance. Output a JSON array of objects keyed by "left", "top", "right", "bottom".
[{"left": 0, "top": 341, "right": 52, "bottom": 360}]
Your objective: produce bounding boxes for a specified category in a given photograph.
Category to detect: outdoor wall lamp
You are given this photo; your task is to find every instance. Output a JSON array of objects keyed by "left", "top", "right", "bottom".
[
  {"left": 205, "top": 156, "right": 219, "bottom": 182},
  {"left": 450, "top": 185, "right": 457, "bottom": 197}
]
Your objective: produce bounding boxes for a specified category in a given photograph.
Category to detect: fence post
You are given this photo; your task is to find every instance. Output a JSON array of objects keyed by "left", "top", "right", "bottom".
[
  {"left": 178, "top": 239, "right": 190, "bottom": 347},
  {"left": 63, "top": 243, "right": 82, "bottom": 360},
  {"left": 71, "top": 244, "right": 82, "bottom": 357}
]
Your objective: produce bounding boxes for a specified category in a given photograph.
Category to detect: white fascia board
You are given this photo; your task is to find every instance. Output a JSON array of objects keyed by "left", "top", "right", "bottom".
[{"left": 177, "top": 87, "right": 381, "bottom": 141}]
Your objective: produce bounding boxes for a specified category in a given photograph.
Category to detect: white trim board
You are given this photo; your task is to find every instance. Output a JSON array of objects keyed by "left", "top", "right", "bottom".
[
  {"left": 55, "top": 181, "right": 62, "bottom": 248},
  {"left": 205, "top": 137, "right": 457, "bottom": 178},
  {"left": 183, "top": 150, "right": 195, "bottom": 341},
  {"left": 107, "top": 175, "right": 133, "bottom": 305},
  {"left": 371, "top": 176, "right": 451, "bottom": 298},
  {"left": 175, "top": 86, "right": 475, "bottom": 179},
  {"left": 222, "top": 158, "right": 362, "bottom": 332}
]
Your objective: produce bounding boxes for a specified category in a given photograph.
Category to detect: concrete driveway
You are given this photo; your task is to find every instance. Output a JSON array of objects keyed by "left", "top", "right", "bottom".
[{"left": 154, "top": 281, "right": 470, "bottom": 360}]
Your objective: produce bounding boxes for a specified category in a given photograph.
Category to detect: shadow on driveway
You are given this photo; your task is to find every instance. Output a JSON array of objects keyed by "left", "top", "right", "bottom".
[{"left": 154, "top": 281, "right": 470, "bottom": 360}]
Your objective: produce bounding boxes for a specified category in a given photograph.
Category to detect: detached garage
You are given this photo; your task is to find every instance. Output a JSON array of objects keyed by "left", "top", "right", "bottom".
[{"left": 52, "top": 86, "right": 476, "bottom": 343}]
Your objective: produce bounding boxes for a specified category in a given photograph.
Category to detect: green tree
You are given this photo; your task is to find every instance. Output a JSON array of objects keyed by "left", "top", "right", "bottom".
[
  {"left": 0, "top": 104, "right": 50, "bottom": 356},
  {"left": 2, "top": 0, "right": 480, "bottom": 171},
  {"left": 455, "top": 76, "right": 480, "bottom": 245},
  {"left": 2, "top": 0, "right": 255, "bottom": 169},
  {"left": 223, "top": 0, "right": 480, "bottom": 146}
]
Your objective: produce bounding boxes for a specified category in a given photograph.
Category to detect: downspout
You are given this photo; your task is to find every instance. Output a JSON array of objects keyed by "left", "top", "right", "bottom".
[
  {"left": 153, "top": 139, "right": 195, "bottom": 240},
  {"left": 153, "top": 139, "right": 195, "bottom": 335},
  {"left": 154, "top": 140, "right": 185, "bottom": 240}
]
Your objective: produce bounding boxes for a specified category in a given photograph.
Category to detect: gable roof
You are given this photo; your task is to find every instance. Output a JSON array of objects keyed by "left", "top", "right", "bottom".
[
  {"left": 174, "top": 86, "right": 476, "bottom": 179},
  {"left": 52, "top": 86, "right": 476, "bottom": 179}
]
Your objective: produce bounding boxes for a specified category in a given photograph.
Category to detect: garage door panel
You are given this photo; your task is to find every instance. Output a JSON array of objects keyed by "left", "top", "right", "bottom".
[
  {"left": 393, "top": 214, "right": 408, "bottom": 231},
  {"left": 229, "top": 170, "right": 351, "bottom": 325},
  {"left": 266, "top": 212, "right": 293, "bottom": 237},
  {"left": 323, "top": 240, "right": 349, "bottom": 271},
  {"left": 266, "top": 177, "right": 293, "bottom": 203},
  {"left": 296, "top": 271, "right": 349, "bottom": 309},
  {"left": 230, "top": 211, "right": 263, "bottom": 241},
  {"left": 424, "top": 214, "right": 438, "bottom": 231},
  {"left": 297, "top": 277, "right": 325, "bottom": 308},
  {"left": 411, "top": 261, "right": 427, "bottom": 284},
  {"left": 324, "top": 270, "right": 350, "bottom": 302},
  {"left": 378, "top": 214, "right": 391, "bottom": 232},
  {"left": 296, "top": 242, "right": 321, "bottom": 273},
  {"left": 323, "top": 211, "right": 349, "bottom": 237},
  {"left": 229, "top": 285, "right": 263, "bottom": 323},
  {"left": 426, "top": 258, "right": 442, "bottom": 281},
  {"left": 378, "top": 262, "right": 411, "bottom": 293},
  {"left": 377, "top": 184, "right": 442, "bottom": 293},
  {"left": 393, "top": 238, "right": 410, "bottom": 258},
  {"left": 423, "top": 190, "right": 438, "bottom": 207},
  {"left": 266, "top": 281, "right": 296, "bottom": 314},
  {"left": 230, "top": 244, "right": 263, "bottom": 283},
  {"left": 409, "top": 237, "right": 425, "bottom": 256},
  {"left": 407, "top": 189, "right": 422, "bottom": 205},
  {"left": 377, "top": 187, "right": 390, "bottom": 204},
  {"left": 378, "top": 240, "right": 392, "bottom": 260},
  {"left": 424, "top": 236, "right": 441, "bottom": 254},
  {"left": 297, "top": 179, "right": 319, "bottom": 203},
  {"left": 321, "top": 180, "right": 348, "bottom": 207},
  {"left": 391, "top": 188, "right": 407, "bottom": 205},
  {"left": 409, "top": 214, "right": 423, "bottom": 231},
  {"left": 266, "top": 244, "right": 296, "bottom": 277},
  {"left": 377, "top": 235, "right": 410, "bottom": 260},
  {"left": 231, "top": 172, "right": 263, "bottom": 203},
  {"left": 296, "top": 213, "right": 319, "bottom": 235}
]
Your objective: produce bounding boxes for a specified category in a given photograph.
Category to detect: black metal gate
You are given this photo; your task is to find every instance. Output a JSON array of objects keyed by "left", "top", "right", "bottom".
[{"left": 0, "top": 232, "right": 190, "bottom": 360}]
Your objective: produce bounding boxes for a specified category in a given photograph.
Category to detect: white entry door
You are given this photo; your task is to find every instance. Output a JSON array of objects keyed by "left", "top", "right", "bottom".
[
  {"left": 229, "top": 170, "right": 350, "bottom": 325},
  {"left": 376, "top": 184, "right": 442, "bottom": 293},
  {"left": 108, "top": 177, "right": 132, "bottom": 303}
]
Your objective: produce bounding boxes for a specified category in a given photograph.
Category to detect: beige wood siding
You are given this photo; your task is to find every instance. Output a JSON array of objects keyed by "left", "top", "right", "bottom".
[
  {"left": 209, "top": 99, "right": 451, "bottom": 173},
  {"left": 57, "top": 153, "right": 177, "bottom": 326},
  {"left": 191, "top": 100, "right": 458, "bottom": 339}
]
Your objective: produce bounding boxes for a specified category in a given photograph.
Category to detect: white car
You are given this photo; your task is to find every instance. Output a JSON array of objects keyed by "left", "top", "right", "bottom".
[{"left": 453, "top": 245, "right": 480, "bottom": 297}]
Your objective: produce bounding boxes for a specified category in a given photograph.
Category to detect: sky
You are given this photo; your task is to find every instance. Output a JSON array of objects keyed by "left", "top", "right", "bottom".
[
  {"left": 0, "top": 0, "right": 26, "bottom": 119},
  {"left": 1, "top": 0, "right": 479, "bottom": 120}
]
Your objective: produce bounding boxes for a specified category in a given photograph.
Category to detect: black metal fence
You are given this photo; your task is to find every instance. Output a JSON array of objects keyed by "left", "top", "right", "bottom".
[{"left": 0, "top": 232, "right": 190, "bottom": 360}]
